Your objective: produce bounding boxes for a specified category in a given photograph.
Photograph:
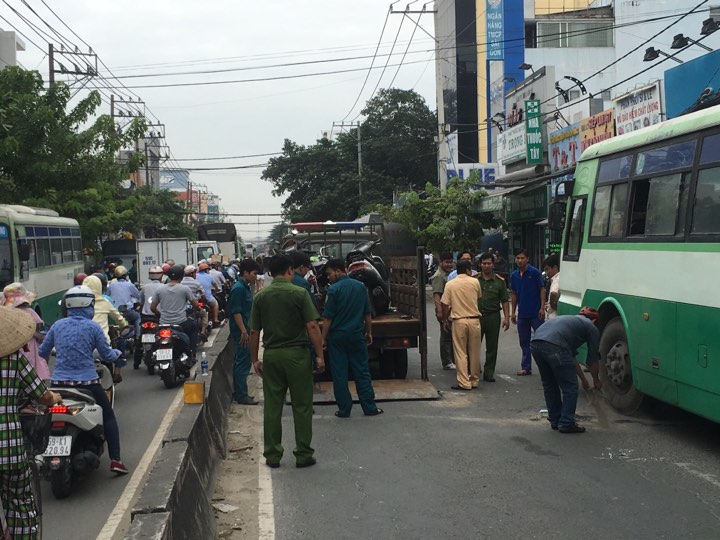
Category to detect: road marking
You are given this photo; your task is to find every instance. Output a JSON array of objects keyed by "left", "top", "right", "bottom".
[
  {"left": 497, "top": 374, "right": 517, "bottom": 383},
  {"left": 676, "top": 462, "right": 720, "bottom": 490},
  {"left": 96, "top": 387, "right": 185, "bottom": 540},
  {"left": 257, "top": 398, "right": 275, "bottom": 540}
]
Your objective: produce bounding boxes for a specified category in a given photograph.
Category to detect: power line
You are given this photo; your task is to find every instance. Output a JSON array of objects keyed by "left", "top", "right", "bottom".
[{"left": 172, "top": 152, "right": 281, "bottom": 162}]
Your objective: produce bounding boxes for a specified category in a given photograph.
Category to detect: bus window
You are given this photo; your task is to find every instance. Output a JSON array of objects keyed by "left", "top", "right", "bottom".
[
  {"left": 35, "top": 238, "right": 51, "bottom": 267},
  {"left": 591, "top": 186, "right": 612, "bottom": 236},
  {"left": 61, "top": 237, "right": 73, "bottom": 263},
  {"left": 50, "top": 238, "right": 63, "bottom": 264},
  {"left": 629, "top": 173, "right": 689, "bottom": 236},
  {"left": 692, "top": 168, "right": 720, "bottom": 234},
  {"left": 598, "top": 155, "right": 632, "bottom": 184},
  {"left": 700, "top": 133, "right": 720, "bottom": 165},
  {"left": 564, "top": 197, "right": 586, "bottom": 260},
  {"left": 591, "top": 183, "right": 628, "bottom": 238},
  {"left": 72, "top": 237, "right": 82, "bottom": 261},
  {"left": 634, "top": 140, "right": 695, "bottom": 176}
]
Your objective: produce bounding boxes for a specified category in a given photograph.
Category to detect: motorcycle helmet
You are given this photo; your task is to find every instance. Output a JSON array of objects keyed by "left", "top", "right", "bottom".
[
  {"left": 115, "top": 265, "right": 128, "bottom": 278},
  {"left": 184, "top": 264, "right": 196, "bottom": 276},
  {"left": 579, "top": 306, "right": 600, "bottom": 324},
  {"left": 73, "top": 272, "right": 88, "bottom": 286},
  {"left": 161, "top": 263, "right": 171, "bottom": 274},
  {"left": 198, "top": 263, "right": 210, "bottom": 272},
  {"left": 92, "top": 272, "right": 109, "bottom": 293},
  {"left": 149, "top": 265, "right": 164, "bottom": 280},
  {"left": 107, "top": 262, "right": 117, "bottom": 272},
  {"left": 167, "top": 264, "right": 185, "bottom": 281},
  {"left": 64, "top": 285, "right": 95, "bottom": 309}
]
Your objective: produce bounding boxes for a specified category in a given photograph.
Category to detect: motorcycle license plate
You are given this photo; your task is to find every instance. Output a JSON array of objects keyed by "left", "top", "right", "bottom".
[
  {"left": 43, "top": 435, "right": 72, "bottom": 457},
  {"left": 142, "top": 334, "right": 155, "bottom": 343},
  {"left": 156, "top": 348, "right": 173, "bottom": 361}
]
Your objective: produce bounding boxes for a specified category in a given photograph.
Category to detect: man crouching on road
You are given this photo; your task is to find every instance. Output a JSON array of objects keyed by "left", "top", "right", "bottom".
[
  {"left": 249, "top": 255, "right": 325, "bottom": 469},
  {"left": 530, "top": 307, "right": 602, "bottom": 433},
  {"left": 321, "top": 259, "right": 383, "bottom": 418}
]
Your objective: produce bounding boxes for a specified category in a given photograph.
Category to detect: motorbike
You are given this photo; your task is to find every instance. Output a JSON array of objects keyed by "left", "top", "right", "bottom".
[
  {"left": 136, "top": 315, "right": 158, "bottom": 374},
  {"left": 43, "top": 358, "right": 115, "bottom": 499},
  {"left": 153, "top": 323, "right": 194, "bottom": 389},
  {"left": 345, "top": 239, "right": 391, "bottom": 316}
]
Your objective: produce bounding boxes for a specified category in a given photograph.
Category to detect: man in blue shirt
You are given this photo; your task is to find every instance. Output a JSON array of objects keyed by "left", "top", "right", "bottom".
[
  {"left": 108, "top": 265, "right": 141, "bottom": 337},
  {"left": 196, "top": 263, "right": 220, "bottom": 326},
  {"left": 228, "top": 259, "right": 261, "bottom": 405},
  {"left": 530, "top": 308, "right": 602, "bottom": 433},
  {"left": 321, "top": 259, "right": 382, "bottom": 418},
  {"left": 509, "top": 249, "right": 546, "bottom": 376}
]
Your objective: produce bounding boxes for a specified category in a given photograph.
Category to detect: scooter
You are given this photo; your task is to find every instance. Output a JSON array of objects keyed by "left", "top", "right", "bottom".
[
  {"left": 346, "top": 239, "right": 391, "bottom": 315},
  {"left": 43, "top": 359, "right": 115, "bottom": 499},
  {"left": 153, "top": 324, "right": 194, "bottom": 389}
]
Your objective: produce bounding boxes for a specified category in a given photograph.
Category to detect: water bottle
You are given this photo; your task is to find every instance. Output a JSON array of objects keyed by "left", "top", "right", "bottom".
[{"left": 200, "top": 352, "right": 209, "bottom": 377}]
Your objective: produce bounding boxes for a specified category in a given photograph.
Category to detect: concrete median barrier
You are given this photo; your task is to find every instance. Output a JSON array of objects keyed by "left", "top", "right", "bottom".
[{"left": 126, "top": 327, "right": 235, "bottom": 539}]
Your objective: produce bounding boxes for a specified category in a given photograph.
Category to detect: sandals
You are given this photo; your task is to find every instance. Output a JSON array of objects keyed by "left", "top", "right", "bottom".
[
  {"left": 516, "top": 370, "right": 532, "bottom": 376},
  {"left": 334, "top": 411, "right": 350, "bottom": 418},
  {"left": 364, "top": 408, "right": 384, "bottom": 416}
]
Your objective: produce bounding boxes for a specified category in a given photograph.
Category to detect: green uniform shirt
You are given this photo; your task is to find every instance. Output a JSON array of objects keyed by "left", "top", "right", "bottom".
[
  {"left": 249, "top": 277, "right": 319, "bottom": 349},
  {"left": 477, "top": 272, "right": 509, "bottom": 314},
  {"left": 431, "top": 267, "right": 449, "bottom": 295}
]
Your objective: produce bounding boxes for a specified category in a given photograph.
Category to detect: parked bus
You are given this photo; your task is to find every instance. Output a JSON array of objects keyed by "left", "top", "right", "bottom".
[
  {"left": 0, "top": 205, "right": 83, "bottom": 324},
  {"left": 550, "top": 105, "right": 720, "bottom": 422}
]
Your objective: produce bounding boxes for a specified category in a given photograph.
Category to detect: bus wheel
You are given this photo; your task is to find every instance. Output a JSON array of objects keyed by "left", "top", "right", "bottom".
[{"left": 599, "top": 317, "right": 643, "bottom": 414}]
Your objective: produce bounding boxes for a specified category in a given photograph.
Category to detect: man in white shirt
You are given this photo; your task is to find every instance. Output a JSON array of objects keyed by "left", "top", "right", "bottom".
[
  {"left": 543, "top": 254, "right": 560, "bottom": 319},
  {"left": 447, "top": 251, "right": 478, "bottom": 281}
]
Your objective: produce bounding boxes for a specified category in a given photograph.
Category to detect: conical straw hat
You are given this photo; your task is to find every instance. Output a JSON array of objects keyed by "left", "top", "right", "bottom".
[{"left": 0, "top": 306, "right": 36, "bottom": 357}]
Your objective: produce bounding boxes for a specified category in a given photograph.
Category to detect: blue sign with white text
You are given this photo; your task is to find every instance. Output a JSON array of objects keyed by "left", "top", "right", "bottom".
[{"left": 486, "top": 0, "right": 504, "bottom": 60}]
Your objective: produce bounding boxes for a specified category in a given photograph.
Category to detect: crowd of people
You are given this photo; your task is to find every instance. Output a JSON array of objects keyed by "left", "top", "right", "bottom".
[{"left": 431, "top": 248, "right": 602, "bottom": 434}]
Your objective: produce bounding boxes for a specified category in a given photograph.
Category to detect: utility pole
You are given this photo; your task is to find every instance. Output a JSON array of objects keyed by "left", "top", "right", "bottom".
[
  {"left": 110, "top": 96, "right": 146, "bottom": 186},
  {"left": 332, "top": 121, "right": 363, "bottom": 198},
  {"left": 48, "top": 43, "right": 98, "bottom": 85}
]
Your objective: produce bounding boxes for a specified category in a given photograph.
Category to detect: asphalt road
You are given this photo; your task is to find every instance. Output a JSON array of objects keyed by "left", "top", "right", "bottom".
[
  {"left": 41, "top": 333, "right": 219, "bottom": 540},
  {"left": 269, "top": 293, "right": 720, "bottom": 539}
]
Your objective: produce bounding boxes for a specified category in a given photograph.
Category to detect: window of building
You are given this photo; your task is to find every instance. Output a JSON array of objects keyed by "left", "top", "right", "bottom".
[
  {"left": 536, "top": 21, "right": 613, "bottom": 48},
  {"left": 691, "top": 167, "right": 720, "bottom": 234}
]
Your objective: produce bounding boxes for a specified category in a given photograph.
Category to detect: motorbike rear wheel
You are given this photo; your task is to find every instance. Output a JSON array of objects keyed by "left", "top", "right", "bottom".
[
  {"left": 145, "top": 352, "right": 154, "bottom": 375},
  {"left": 161, "top": 361, "right": 178, "bottom": 389},
  {"left": 50, "top": 458, "right": 72, "bottom": 499}
]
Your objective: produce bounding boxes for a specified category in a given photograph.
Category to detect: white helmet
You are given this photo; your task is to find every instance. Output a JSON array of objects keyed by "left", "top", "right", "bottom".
[
  {"left": 64, "top": 285, "right": 95, "bottom": 309},
  {"left": 184, "top": 264, "right": 197, "bottom": 276},
  {"left": 148, "top": 265, "right": 164, "bottom": 280}
]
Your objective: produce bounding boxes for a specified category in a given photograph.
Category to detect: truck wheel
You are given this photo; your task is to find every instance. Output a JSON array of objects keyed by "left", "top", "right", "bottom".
[
  {"left": 379, "top": 352, "right": 394, "bottom": 379},
  {"left": 599, "top": 317, "right": 643, "bottom": 414},
  {"left": 393, "top": 349, "right": 408, "bottom": 379}
]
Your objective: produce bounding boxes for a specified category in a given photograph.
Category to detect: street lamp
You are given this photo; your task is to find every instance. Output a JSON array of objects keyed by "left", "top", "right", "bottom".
[
  {"left": 519, "top": 62, "right": 534, "bottom": 73},
  {"left": 701, "top": 17, "right": 720, "bottom": 36},
  {"left": 671, "top": 33, "right": 713, "bottom": 51},
  {"left": 643, "top": 47, "right": 683, "bottom": 63}
]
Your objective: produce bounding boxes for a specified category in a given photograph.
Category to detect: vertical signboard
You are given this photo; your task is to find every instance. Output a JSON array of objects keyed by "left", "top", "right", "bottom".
[
  {"left": 580, "top": 109, "right": 615, "bottom": 153},
  {"left": 548, "top": 122, "right": 581, "bottom": 173},
  {"left": 525, "top": 99, "right": 542, "bottom": 164},
  {"left": 487, "top": 0, "right": 504, "bottom": 60},
  {"left": 613, "top": 82, "right": 662, "bottom": 135}
]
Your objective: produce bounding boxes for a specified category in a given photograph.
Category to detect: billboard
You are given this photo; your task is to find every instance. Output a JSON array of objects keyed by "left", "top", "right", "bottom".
[
  {"left": 664, "top": 50, "right": 720, "bottom": 119},
  {"left": 613, "top": 82, "right": 662, "bottom": 136},
  {"left": 548, "top": 122, "right": 581, "bottom": 173},
  {"left": 486, "top": 0, "right": 504, "bottom": 60},
  {"left": 447, "top": 164, "right": 496, "bottom": 184},
  {"left": 580, "top": 109, "right": 614, "bottom": 153},
  {"left": 496, "top": 123, "right": 527, "bottom": 165}
]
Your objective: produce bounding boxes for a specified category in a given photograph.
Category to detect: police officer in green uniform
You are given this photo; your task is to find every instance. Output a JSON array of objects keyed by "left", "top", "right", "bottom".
[
  {"left": 477, "top": 252, "right": 510, "bottom": 382},
  {"left": 250, "top": 255, "right": 325, "bottom": 469},
  {"left": 431, "top": 252, "right": 455, "bottom": 370}
]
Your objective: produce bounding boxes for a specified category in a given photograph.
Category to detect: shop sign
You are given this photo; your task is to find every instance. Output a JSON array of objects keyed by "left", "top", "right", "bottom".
[
  {"left": 580, "top": 109, "right": 614, "bottom": 153},
  {"left": 506, "top": 185, "right": 547, "bottom": 222},
  {"left": 525, "top": 100, "right": 543, "bottom": 164},
  {"left": 548, "top": 122, "right": 580, "bottom": 173},
  {"left": 486, "top": 0, "right": 504, "bottom": 60},
  {"left": 613, "top": 81, "right": 662, "bottom": 135},
  {"left": 497, "top": 123, "right": 526, "bottom": 165}
]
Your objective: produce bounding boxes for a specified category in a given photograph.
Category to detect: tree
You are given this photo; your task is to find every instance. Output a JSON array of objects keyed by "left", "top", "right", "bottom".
[
  {"left": 0, "top": 67, "right": 146, "bottom": 244},
  {"left": 262, "top": 88, "right": 437, "bottom": 221},
  {"left": 378, "top": 174, "right": 499, "bottom": 256},
  {"left": 117, "top": 186, "right": 195, "bottom": 239}
]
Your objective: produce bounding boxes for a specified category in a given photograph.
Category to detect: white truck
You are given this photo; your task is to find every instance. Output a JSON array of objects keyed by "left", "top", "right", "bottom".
[{"left": 136, "top": 238, "right": 190, "bottom": 284}]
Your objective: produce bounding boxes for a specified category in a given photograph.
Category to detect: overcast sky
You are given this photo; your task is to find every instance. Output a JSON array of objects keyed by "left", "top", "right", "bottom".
[{"left": 8, "top": 1, "right": 437, "bottom": 241}]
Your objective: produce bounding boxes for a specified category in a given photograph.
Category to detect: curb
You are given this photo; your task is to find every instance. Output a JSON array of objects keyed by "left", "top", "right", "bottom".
[{"left": 125, "top": 326, "right": 235, "bottom": 539}]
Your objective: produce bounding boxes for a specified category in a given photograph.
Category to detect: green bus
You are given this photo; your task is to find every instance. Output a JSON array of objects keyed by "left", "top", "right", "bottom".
[
  {"left": 0, "top": 205, "right": 83, "bottom": 324},
  {"left": 552, "top": 104, "right": 720, "bottom": 422}
]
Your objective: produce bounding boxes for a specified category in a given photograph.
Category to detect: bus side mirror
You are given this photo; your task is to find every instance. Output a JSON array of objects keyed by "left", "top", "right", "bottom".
[
  {"left": 548, "top": 201, "right": 566, "bottom": 231},
  {"left": 18, "top": 243, "right": 31, "bottom": 262}
]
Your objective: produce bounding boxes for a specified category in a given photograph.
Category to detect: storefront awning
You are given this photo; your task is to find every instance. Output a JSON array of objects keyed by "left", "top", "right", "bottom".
[{"left": 476, "top": 185, "right": 524, "bottom": 212}]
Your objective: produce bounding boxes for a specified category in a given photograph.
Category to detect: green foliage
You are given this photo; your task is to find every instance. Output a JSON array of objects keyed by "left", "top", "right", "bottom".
[
  {"left": 0, "top": 67, "right": 147, "bottom": 244},
  {"left": 262, "top": 88, "right": 437, "bottom": 221},
  {"left": 118, "top": 186, "right": 195, "bottom": 239},
  {"left": 378, "top": 174, "right": 499, "bottom": 256}
]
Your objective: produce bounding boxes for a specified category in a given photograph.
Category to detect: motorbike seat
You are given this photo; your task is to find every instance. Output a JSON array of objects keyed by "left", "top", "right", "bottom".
[{"left": 52, "top": 387, "right": 97, "bottom": 404}]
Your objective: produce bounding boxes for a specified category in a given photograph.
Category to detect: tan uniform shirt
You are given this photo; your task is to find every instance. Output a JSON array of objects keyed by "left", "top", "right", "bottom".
[{"left": 441, "top": 274, "right": 482, "bottom": 319}]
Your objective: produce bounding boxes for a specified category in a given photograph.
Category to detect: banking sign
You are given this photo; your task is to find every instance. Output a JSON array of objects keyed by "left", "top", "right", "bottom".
[
  {"left": 486, "top": 0, "right": 504, "bottom": 60},
  {"left": 613, "top": 82, "right": 662, "bottom": 136},
  {"left": 548, "top": 123, "right": 580, "bottom": 173}
]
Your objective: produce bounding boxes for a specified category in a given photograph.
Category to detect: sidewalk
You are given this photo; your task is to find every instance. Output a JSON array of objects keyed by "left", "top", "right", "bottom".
[{"left": 213, "top": 373, "right": 262, "bottom": 539}]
